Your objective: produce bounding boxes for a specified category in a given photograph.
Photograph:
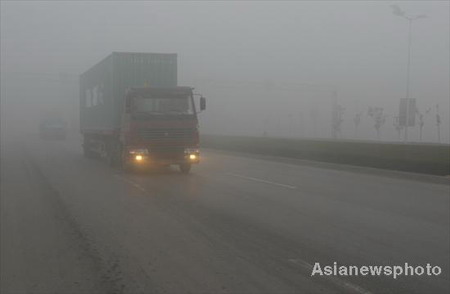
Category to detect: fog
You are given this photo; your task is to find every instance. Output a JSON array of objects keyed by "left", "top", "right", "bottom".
[{"left": 1, "top": 1, "right": 449, "bottom": 143}]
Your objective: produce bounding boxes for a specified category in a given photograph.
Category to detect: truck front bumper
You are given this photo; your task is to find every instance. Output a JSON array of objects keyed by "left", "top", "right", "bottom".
[{"left": 125, "top": 151, "right": 200, "bottom": 166}]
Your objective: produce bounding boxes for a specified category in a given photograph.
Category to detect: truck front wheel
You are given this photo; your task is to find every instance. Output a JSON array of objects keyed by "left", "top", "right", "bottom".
[
  {"left": 179, "top": 163, "right": 191, "bottom": 174},
  {"left": 106, "top": 141, "right": 121, "bottom": 167},
  {"left": 118, "top": 145, "right": 132, "bottom": 172}
]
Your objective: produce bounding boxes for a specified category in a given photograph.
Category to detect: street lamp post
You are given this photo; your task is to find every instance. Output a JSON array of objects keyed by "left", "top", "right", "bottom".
[{"left": 391, "top": 5, "right": 426, "bottom": 142}]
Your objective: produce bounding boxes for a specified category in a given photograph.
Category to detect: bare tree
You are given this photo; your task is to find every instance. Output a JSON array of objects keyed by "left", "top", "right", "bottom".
[
  {"left": 416, "top": 107, "right": 431, "bottom": 142},
  {"left": 332, "top": 103, "right": 345, "bottom": 139},
  {"left": 393, "top": 116, "right": 403, "bottom": 141},
  {"left": 368, "top": 107, "right": 387, "bottom": 140}
]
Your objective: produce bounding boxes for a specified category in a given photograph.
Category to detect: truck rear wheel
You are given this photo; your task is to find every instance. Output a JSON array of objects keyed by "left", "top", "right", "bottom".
[
  {"left": 179, "top": 163, "right": 191, "bottom": 174},
  {"left": 117, "top": 145, "right": 132, "bottom": 172}
]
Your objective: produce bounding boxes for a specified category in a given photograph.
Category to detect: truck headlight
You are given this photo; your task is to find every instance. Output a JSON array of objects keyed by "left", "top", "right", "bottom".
[
  {"left": 185, "top": 148, "right": 199, "bottom": 161},
  {"left": 135, "top": 155, "right": 143, "bottom": 161}
]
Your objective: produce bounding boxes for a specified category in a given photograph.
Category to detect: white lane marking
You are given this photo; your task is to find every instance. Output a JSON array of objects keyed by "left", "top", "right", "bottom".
[
  {"left": 226, "top": 173, "right": 297, "bottom": 190},
  {"left": 288, "top": 259, "right": 372, "bottom": 294},
  {"left": 287, "top": 258, "right": 314, "bottom": 269},
  {"left": 114, "top": 175, "right": 147, "bottom": 193}
]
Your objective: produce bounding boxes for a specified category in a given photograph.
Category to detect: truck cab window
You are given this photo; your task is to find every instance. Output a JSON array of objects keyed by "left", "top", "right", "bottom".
[{"left": 133, "top": 96, "right": 194, "bottom": 115}]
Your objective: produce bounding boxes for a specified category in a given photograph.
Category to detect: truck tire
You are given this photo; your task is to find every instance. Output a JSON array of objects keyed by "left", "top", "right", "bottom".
[
  {"left": 117, "top": 144, "right": 131, "bottom": 172},
  {"left": 106, "top": 141, "right": 120, "bottom": 167},
  {"left": 179, "top": 163, "right": 191, "bottom": 174},
  {"left": 82, "top": 135, "right": 98, "bottom": 159}
]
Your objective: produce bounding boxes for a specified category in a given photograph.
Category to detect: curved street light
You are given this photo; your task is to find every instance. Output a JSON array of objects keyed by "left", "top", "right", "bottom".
[{"left": 390, "top": 5, "right": 426, "bottom": 142}]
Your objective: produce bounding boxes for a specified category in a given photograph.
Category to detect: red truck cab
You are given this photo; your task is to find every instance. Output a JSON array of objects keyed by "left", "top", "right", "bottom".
[{"left": 116, "top": 86, "right": 205, "bottom": 173}]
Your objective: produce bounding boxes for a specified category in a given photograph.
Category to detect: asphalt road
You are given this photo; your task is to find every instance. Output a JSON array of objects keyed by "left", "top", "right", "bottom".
[{"left": 1, "top": 135, "right": 449, "bottom": 294}]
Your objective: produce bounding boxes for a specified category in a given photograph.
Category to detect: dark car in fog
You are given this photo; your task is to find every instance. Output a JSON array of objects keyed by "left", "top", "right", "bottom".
[{"left": 39, "top": 117, "right": 67, "bottom": 140}]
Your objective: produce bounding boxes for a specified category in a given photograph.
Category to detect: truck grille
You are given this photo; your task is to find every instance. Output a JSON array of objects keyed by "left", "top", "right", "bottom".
[
  {"left": 138, "top": 128, "right": 196, "bottom": 140},
  {"left": 150, "top": 145, "right": 185, "bottom": 154}
]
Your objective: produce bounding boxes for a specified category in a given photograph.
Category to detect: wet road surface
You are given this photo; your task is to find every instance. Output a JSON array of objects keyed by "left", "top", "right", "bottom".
[{"left": 1, "top": 136, "right": 449, "bottom": 294}]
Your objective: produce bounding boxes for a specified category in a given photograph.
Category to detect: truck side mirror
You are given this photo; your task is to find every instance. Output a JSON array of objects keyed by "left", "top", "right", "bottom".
[{"left": 200, "top": 97, "right": 206, "bottom": 111}]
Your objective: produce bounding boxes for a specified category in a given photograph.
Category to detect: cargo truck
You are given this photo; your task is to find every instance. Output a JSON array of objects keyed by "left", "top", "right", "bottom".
[{"left": 80, "top": 52, "right": 205, "bottom": 173}]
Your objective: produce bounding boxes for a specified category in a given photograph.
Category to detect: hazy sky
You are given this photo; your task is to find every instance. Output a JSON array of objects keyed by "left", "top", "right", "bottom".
[{"left": 1, "top": 1, "right": 449, "bottom": 142}]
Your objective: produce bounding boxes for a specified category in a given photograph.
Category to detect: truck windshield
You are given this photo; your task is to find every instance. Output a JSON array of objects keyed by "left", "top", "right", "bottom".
[{"left": 133, "top": 96, "right": 194, "bottom": 115}]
